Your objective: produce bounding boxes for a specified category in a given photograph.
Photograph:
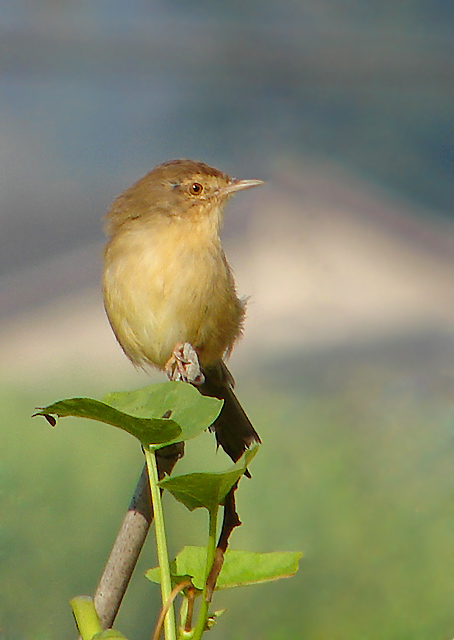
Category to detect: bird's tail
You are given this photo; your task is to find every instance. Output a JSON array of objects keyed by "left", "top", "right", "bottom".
[{"left": 198, "top": 361, "right": 261, "bottom": 469}]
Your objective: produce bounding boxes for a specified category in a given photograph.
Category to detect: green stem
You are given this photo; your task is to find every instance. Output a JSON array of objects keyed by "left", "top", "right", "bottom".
[
  {"left": 192, "top": 507, "right": 218, "bottom": 640},
  {"left": 69, "top": 595, "right": 102, "bottom": 640},
  {"left": 144, "top": 447, "right": 177, "bottom": 640}
]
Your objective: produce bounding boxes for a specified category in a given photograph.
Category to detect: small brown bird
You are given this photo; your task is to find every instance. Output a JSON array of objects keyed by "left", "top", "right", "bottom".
[{"left": 102, "top": 159, "right": 262, "bottom": 463}]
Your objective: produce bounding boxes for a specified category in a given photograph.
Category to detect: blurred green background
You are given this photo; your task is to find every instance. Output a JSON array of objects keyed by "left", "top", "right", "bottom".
[
  {"left": 1, "top": 2, "right": 454, "bottom": 639},
  {"left": 3, "top": 351, "right": 454, "bottom": 639}
]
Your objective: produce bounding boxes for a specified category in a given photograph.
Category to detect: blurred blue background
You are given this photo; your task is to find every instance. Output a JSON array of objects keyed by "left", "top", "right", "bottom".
[{"left": 1, "top": 2, "right": 454, "bottom": 639}]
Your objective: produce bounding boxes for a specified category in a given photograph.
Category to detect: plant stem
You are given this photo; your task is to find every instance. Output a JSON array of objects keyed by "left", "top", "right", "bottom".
[
  {"left": 144, "top": 447, "right": 176, "bottom": 640},
  {"left": 192, "top": 507, "right": 218, "bottom": 640},
  {"left": 69, "top": 596, "right": 102, "bottom": 640}
]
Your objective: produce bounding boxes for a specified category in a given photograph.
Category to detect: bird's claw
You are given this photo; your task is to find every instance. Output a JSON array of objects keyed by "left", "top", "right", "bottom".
[{"left": 165, "top": 342, "right": 205, "bottom": 385}]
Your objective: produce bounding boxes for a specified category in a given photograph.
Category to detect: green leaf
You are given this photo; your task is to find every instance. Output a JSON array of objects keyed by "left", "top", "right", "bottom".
[
  {"left": 214, "top": 549, "right": 302, "bottom": 589},
  {"left": 146, "top": 546, "right": 302, "bottom": 591},
  {"left": 35, "top": 382, "right": 223, "bottom": 448},
  {"left": 104, "top": 381, "right": 223, "bottom": 447},
  {"left": 34, "top": 397, "right": 180, "bottom": 447},
  {"left": 158, "top": 446, "right": 258, "bottom": 512},
  {"left": 145, "top": 566, "right": 197, "bottom": 592}
]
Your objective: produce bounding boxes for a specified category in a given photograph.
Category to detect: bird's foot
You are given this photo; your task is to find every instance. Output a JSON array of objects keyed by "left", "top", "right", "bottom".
[{"left": 165, "top": 342, "right": 205, "bottom": 385}]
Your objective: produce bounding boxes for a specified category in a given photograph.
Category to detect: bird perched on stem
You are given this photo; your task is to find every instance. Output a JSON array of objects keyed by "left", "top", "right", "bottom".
[{"left": 102, "top": 159, "right": 262, "bottom": 464}]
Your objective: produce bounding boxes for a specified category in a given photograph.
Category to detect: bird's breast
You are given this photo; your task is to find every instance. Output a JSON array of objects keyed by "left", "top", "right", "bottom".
[{"left": 102, "top": 218, "right": 245, "bottom": 369}]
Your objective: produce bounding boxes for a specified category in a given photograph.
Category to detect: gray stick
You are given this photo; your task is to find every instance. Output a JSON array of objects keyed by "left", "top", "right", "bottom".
[
  {"left": 93, "top": 465, "right": 152, "bottom": 628},
  {"left": 90, "top": 442, "right": 184, "bottom": 630}
]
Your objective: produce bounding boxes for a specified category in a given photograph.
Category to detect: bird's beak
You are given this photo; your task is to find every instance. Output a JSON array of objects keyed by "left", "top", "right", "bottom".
[{"left": 222, "top": 178, "right": 264, "bottom": 196}]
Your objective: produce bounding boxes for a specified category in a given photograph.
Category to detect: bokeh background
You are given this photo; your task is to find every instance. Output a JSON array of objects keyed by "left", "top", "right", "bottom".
[{"left": 1, "top": 2, "right": 454, "bottom": 639}]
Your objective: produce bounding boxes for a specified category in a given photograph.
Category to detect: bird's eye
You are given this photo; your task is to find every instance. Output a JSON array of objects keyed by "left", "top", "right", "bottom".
[{"left": 189, "top": 182, "right": 203, "bottom": 195}]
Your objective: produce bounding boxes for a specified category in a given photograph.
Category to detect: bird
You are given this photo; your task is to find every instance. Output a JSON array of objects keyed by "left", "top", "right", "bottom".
[{"left": 102, "top": 158, "right": 262, "bottom": 465}]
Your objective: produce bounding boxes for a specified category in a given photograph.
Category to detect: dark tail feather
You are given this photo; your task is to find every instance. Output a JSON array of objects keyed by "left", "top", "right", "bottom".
[{"left": 198, "top": 361, "right": 261, "bottom": 469}]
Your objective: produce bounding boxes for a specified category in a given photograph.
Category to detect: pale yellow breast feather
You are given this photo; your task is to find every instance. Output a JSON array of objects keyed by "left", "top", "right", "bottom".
[{"left": 102, "top": 215, "right": 245, "bottom": 369}]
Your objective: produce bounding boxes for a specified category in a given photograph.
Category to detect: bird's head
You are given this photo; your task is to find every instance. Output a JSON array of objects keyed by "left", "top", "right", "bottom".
[{"left": 105, "top": 159, "right": 263, "bottom": 234}]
